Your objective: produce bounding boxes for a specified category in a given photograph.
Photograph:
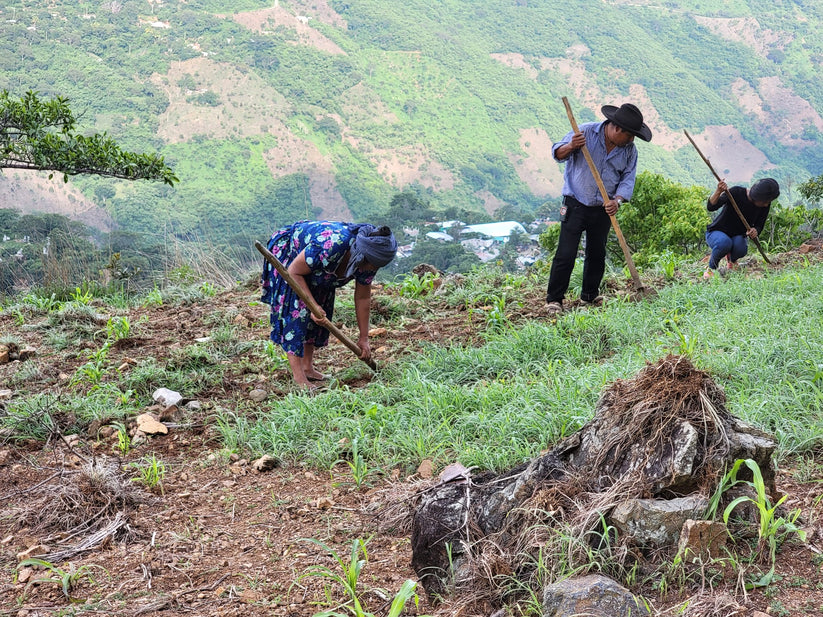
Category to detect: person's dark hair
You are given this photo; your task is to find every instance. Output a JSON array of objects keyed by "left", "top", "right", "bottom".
[
  {"left": 370, "top": 226, "right": 392, "bottom": 237},
  {"left": 749, "top": 178, "right": 780, "bottom": 203}
]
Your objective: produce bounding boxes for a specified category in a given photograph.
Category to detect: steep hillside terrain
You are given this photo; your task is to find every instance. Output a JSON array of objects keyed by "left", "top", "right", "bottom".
[{"left": 2, "top": 242, "right": 823, "bottom": 615}]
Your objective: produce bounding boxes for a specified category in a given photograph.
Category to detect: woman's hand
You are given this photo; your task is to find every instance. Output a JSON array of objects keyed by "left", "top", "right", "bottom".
[
  {"left": 357, "top": 336, "right": 372, "bottom": 361},
  {"left": 310, "top": 310, "right": 330, "bottom": 326}
]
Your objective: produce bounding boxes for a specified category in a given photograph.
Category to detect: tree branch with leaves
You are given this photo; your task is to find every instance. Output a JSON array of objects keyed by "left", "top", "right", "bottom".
[{"left": 1, "top": 90, "right": 177, "bottom": 185}]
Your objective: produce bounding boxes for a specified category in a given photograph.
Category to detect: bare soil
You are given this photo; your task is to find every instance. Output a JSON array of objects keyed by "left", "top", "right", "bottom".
[{"left": 2, "top": 245, "right": 823, "bottom": 616}]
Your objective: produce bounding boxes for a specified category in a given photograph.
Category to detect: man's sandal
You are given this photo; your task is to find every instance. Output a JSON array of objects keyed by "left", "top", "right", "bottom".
[
  {"left": 581, "top": 295, "right": 605, "bottom": 307},
  {"left": 546, "top": 301, "right": 563, "bottom": 315}
]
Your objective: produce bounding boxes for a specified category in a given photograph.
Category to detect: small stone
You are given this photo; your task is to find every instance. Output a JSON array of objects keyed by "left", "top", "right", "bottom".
[
  {"left": 252, "top": 455, "right": 278, "bottom": 472},
  {"left": 117, "top": 363, "right": 130, "bottom": 372},
  {"left": 0, "top": 389, "right": 12, "bottom": 399},
  {"left": 0, "top": 345, "right": 9, "bottom": 364},
  {"left": 0, "top": 450, "right": 11, "bottom": 466},
  {"left": 315, "top": 497, "right": 334, "bottom": 510},
  {"left": 153, "top": 388, "right": 183, "bottom": 410},
  {"left": 16, "top": 545, "right": 48, "bottom": 562},
  {"left": 368, "top": 327, "right": 387, "bottom": 337},
  {"left": 439, "top": 462, "right": 470, "bottom": 484},
  {"left": 16, "top": 567, "right": 33, "bottom": 583},
  {"left": 248, "top": 389, "right": 268, "bottom": 403},
  {"left": 135, "top": 413, "right": 168, "bottom": 435},
  {"left": 17, "top": 346, "right": 36, "bottom": 361},
  {"left": 677, "top": 519, "right": 727, "bottom": 558},
  {"left": 417, "top": 459, "right": 434, "bottom": 479},
  {"left": 240, "top": 588, "right": 261, "bottom": 603},
  {"left": 233, "top": 314, "right": 250, "bottom": 327}
]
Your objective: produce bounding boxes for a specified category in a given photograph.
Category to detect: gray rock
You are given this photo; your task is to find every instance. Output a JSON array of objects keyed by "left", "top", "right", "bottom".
[
  {"left": 542, "top": 574, "right": 651, "bottom": 617},
  {"left": 610, "top": 496, "right": 708, "bottom": 547},
  {"left": 153, "top": 387, "right": 183, "bottom": 410},
  {"left": 248, "top": 389, "right": 268, "bottom": 403}
]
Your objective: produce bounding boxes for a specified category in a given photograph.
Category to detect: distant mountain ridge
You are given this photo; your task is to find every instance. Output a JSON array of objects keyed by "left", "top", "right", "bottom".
[{"left": 1, "top": 0, "right": 820, "bottom": 241}]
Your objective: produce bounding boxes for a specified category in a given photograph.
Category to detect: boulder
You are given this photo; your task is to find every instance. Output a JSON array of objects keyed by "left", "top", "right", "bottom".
[
  {"left": 610, "top": 496, "right": 708, "bottom": 547},
  {"left": 542, "top": 574, "right": 651, "bottom": 617}
]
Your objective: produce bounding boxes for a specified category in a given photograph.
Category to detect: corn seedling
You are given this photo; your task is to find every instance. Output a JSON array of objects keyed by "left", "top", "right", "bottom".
[
  {"left": 334, "top": 438, "right": 377, "bottom": 489},
  {"left": 17, "top": 558, "right": 104, "bottom": 600},
  {"left": 663, "top": 317, "right": 700, "bottom": 357},
  {"left": 298, "top": 538, "right": 423, "bottom": 617},
  {"left": 105, "top": 316, "right": 132, "bottom": 341},
  {"left": 199, "top": 281, "right": 218, "bottom": 297},
  {"left": 707, "top": 458, "right": 807, "bottom": 589},
  {"left": 20, "top": 292, "right": 62, "bottom": 312},
  {"left": 129, "top": 454, "right": 166, "bottom": 494},
  {"left": 396, "top": 272, "right": 436, "bottom": 298},
  {"left": 485, "top": 294, "right": 509, "bottom": 332},
  {"left": 70, "top": 286, "right": 94, "bottom": 305},
  {"left": 112, "top": 421, "right": 131, "bottom": 456},
  {"left": 142, "top": 286, "right": 163, "bottom": 307},
  {"left": 656, "top": 250, "right": 678, "bottom": 280}
]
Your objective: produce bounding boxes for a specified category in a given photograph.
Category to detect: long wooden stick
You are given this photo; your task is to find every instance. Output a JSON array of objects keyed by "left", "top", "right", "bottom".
[
  {"left": 561, "top": 97, "right": 645, "bottom": 291},
  {"left": 255, "top": 241, "right": 377, "bottom": 371},
  {"left": 683, "top": 130, "right": 770, "bottom": 264}
]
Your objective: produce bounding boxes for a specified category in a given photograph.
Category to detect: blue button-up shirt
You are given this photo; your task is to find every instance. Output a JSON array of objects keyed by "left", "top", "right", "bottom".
[{"left": 552, "top": 121, "right": 638, "bottom": 206}]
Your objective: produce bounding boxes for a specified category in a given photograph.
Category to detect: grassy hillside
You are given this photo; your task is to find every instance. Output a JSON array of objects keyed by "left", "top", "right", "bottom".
[
  {"left": 1, "top": 241, "right": 822, "bottom": 615},
  {"left": 1, "top": 0, "right": 822, "bottom": 245}
]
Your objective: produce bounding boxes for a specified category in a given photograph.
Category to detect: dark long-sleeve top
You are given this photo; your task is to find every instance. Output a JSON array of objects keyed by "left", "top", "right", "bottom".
[{"left": 706, "top": 186, "right": 770, "bottom": 237}]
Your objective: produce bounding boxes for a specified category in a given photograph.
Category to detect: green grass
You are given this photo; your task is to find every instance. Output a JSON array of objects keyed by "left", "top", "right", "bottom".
[{"left": 216, "top": 261, "right": 823, "bottom": 472}]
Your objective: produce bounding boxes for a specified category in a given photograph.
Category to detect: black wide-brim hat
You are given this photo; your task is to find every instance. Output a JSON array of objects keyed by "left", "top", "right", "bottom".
[{"left": 601, "top": 103, "right": 652, "bottom": 142}]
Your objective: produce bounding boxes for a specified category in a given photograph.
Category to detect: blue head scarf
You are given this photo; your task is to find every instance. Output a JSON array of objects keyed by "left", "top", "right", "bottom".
[{"left": 344, "top": 224, "right": 398, "bottom": 278}]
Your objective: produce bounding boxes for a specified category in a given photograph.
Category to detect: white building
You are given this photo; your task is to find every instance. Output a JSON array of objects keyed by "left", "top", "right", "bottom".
[{"left": 460, "top": 221, "right": 527, "bottom": 242}]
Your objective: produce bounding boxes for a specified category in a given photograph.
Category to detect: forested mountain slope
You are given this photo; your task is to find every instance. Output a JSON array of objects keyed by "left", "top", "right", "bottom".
[{"left": 1, "top": 0, "right": 821, "bottom": 243}]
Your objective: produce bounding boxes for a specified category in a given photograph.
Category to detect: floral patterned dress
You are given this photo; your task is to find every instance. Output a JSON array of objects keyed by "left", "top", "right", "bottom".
[{"left": 261, "top": 221, "right": 375, "bottom": 356}]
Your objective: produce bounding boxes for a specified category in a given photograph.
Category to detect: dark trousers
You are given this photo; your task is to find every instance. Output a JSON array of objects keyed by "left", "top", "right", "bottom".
[{"left": 546, "top": 197, "right": 612, "bottom": 303}]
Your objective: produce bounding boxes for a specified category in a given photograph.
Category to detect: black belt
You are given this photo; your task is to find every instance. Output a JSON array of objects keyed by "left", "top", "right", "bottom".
[{"left": 563, "top": 195, "right": 597, "bottom": 208}]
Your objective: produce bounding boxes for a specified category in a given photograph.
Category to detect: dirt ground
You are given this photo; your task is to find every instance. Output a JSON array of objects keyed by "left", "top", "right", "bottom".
[{"left": 2, "top": 244, "right": 823, "bottom": 616}]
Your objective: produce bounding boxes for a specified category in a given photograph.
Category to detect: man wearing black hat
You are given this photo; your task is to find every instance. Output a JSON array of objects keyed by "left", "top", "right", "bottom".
[
  {"left": 702, "top": 177, "right": 779, "bottom": 279},
  {"left": 546, "top": 103, "right": 652, "bottom": 314}
]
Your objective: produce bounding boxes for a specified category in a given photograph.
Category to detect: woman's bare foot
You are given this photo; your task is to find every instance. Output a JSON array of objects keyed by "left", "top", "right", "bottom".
[{"left": 304, "top": 368, "right": 329, "bottom": 381}]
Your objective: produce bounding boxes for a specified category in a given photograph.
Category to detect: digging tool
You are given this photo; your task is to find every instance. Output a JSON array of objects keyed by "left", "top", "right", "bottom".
[
  {"left": 683, "top": 130, "right": 771, "bottom": 264},
  {"left": 255, "top": 240, "right": 377, "bottom": 371},
  {"left": 561, "top": 97, "right": 646, "bottom": 292}
]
